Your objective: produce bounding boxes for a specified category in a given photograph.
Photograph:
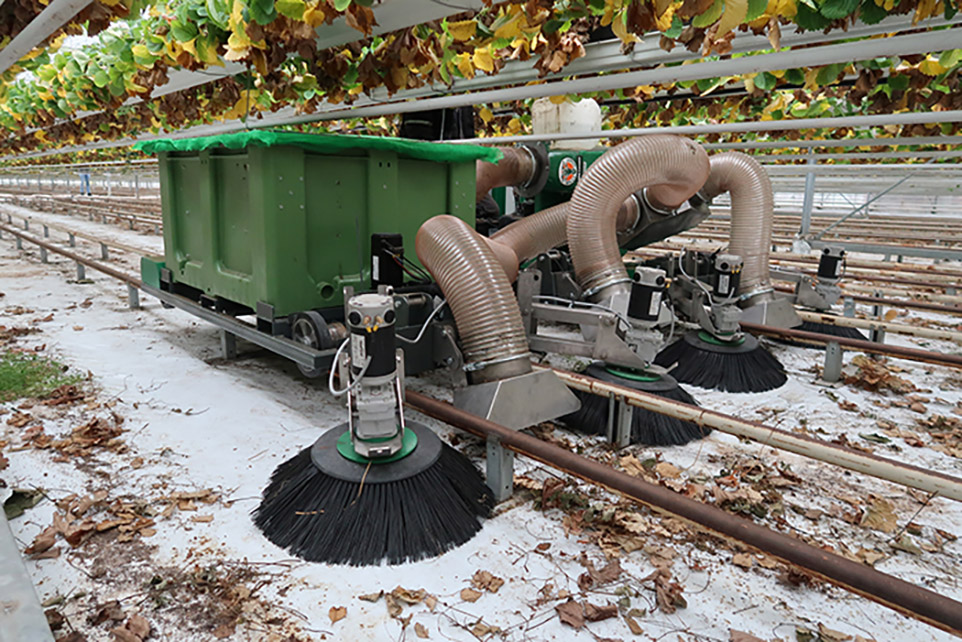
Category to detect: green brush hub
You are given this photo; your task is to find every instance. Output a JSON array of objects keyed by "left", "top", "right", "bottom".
[
  {"left": 336, "top": 427, "right": 418, "bottom": 465},
  {"left": 603, "top": 366, "right": 662, "bottom": 383},
  {"left": 696, "top": 330, "right": 745, "bottom": 347}
]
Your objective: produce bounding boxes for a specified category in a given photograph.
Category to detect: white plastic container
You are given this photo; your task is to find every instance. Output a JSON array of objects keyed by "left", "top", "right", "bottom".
[{"left": 531, "top": 97, "right": 602, "bottom": 151}]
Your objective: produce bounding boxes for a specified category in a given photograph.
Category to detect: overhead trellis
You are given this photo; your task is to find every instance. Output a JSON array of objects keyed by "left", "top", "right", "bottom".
[{"left": 0, "top": 0, "right": 959, "bottom": 155}]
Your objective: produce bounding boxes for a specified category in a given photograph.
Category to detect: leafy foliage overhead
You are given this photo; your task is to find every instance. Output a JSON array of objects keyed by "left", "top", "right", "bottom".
[{"left": 0, "top": 0, "right": 959, "bottom": 156}]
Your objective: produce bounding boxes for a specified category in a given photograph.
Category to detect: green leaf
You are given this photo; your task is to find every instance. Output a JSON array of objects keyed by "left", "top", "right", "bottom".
[
  {"left": 816, "top": 62, "right": 845, "bottom": 85},
  {"left": 859, "top": 0, "right": 888, "bottom": 23},
  {"left": 692, "top": 0, "right": 724, "bottom": 28},
  {"left": 542, "top": 18, "right": 564, "bottom": 34},
  {"left": 170, "top": 20, "right": 199, "bottom": 42},
  {"left": 3, "top": 489, "right": 44, "bottom": 520},
  {"left": 794, "top": 3, "right": 831, "bottom": 30},
  {"left": 276, "top": 0, "right": 306, "bottom": 19},
  {"left": 249, "top": 0, "right": 278, "bottom": 25},
  {"left": 93, "top": 69, "right": 110, "bottom": 87},
  {"left": 946, "top": 0, "right": 958, "bottom": 19},
  {"left": 784, "top": 68, "right": 805, "bottom": 84},
  {"left": 820, "top": 0, "right": 859, "bottom": 19},
  {"left": 754, "top": 71, "right": 777, "bottom": 91},
  {"left": 664, "top": 14, "right": 683, "bottom": 38},
  {"left": 746, "top": 0, "right": 768, "bottom": 21},
  {"left": 333, "top": 0, "right": 351, "bottom": 10},
  {"left": 887, "top": 73, "right": 909, "bottom": 91},
  {"left": 206, "top": 0, "right": 230, "bottom": 27},
  {"left": 939, "top": 49, "right": 962, "bottom": 69}
]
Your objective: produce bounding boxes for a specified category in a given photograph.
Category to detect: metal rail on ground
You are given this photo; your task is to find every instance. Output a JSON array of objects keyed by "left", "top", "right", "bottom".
[{"left": 405, "top": 390, "right": 962, "bottom": 637}]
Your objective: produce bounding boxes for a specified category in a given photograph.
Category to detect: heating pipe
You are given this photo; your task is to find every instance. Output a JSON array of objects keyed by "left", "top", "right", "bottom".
[{"left": 405, "top": 389, "right": 962, "bottom": 637}]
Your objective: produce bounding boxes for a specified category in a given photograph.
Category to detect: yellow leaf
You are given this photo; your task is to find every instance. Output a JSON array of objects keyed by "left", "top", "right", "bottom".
[
  {"left": 479, "top": 106, "right": 494, "bottom": 123},
  {"left": 716, "top": 0, "right": 747, "bottom": 37},
  {"left": 303, "top": 1, "right": 326, "bottom": 27},
  {"left": 654, "top": 0, "right": 673, "bottom": 16},
  {"left": 456, "top": 53, "right": 475, "bottom": 79},
  {"left": 506, "top": 117, "right": 522, "bottom": 134},
  {"left": 448, "top": 19, "right": 477, "bottom": 42},
  {"left": 493, "top": 14, "right": 522, "bottom": 40},
  {"left": 744, "top": 74, "right": 756, "bottom": 92},
  {"left": 918, "top": 59, "right": 946, "bottom": 76},
  {"left": 655, "top": 3, "right": 676, "bottom": 31},
  {"left": 34, "top": 130, "right": 47, "bottom": 142},
  {"left": 99, "top": 0, "right": 121, "bottom": 6},
  {"left": 611, "top": 13, "right": 640, "bottom": 44},
  {"left": 769, "top": 0, "right": 796, "bottom": 18},
  {"left": 473, "top": 47, "right": 494, "bottom": 73},
  {"left": 181, "top": 38, "right": 198, "bottom": 58},
  {"left": 549, "top": 94, "right": 568, "bottom": 104}
]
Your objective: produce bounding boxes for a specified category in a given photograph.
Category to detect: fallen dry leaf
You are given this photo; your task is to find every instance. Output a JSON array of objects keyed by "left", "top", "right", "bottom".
[
  {"left": 732, "top": 553, "right": 754, "bottom": 569},
  {"left": 125, "top": 614, "right": 150, "bottom": 638},
  {"left": 584, "top": 601, "right": 617, "bottom": 622},
  {"left": 555, "top": 599, "right": 585, "bottom": 629},
  {"left": 471, "top": 570, "right": 504, "bottom": 593},
  {"left": 860, "top": 496, "right": 897, "bottom": 533},
  {"left": 328, "top": 606, "right": 346, "bottom": 623},
  {"left": 414, "top": 622, "right": 429, "bottom": 638},
  {"left": 191, "top": 515, "right": 213, "bottom": 523},
  {"left": 459, "top": 588, "right": 482, "bottom": 603},
  {"left": 730, "top": 630, "right": 766, "bottom": 642},
  {"left": 625, "top": 614, "right": 643, "bottom": 635},
  {"left": 818, "top": 623, "right": 853, "bottom": 641},
  {"left": 654, "top": 461, "right": 681, "bottom": 479}
]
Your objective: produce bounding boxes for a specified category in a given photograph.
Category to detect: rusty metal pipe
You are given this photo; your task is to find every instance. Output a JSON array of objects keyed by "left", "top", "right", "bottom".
[
  {"left": 741, "top": 321, "right": 962, "bottom": 369},
  {"left": 404, "top": 390, "right": 962, "bottom": 637}
]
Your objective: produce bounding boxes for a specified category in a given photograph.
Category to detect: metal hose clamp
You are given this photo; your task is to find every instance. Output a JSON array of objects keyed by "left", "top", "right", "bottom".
[
  {"left": 463, "top": 352, "right": 530, "bottom": 373},
  {"left": 582, "top": 277, "right": 632, "bottom": 301}
]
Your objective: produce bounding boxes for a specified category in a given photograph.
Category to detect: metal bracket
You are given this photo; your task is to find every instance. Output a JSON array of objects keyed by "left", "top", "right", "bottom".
[{"left": 453, "top": 368, "right": 581, "bottom": 430}]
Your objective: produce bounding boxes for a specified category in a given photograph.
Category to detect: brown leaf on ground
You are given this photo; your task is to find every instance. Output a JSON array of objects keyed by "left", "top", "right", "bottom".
[
  {"left": 424, "top": 594, "right": 437, "bottom": 611},
  {"left": 24, "top": 526, "right": 57, "bottom": 555},
  {"left": 541, "top": 477, "right": 565, "bottom": 509},
  {"left": 358, "top": 591, "right": 383, "bottom": 602},
  {"left": 584, "top": 602, "right": 617, "bottom": 622},
  {"left": 654, "top": 573, "right": 686, "bottom": 614},
  {"left": 730, "top": 630, "right": 766, "bottom": 642},
  {"left": 211, "top": 621, "right": 235, "bottom": 638},
  {"left": 732, "top": 553, "right": 754, "bottom": 569},
  {"left": 89, "top": 601, "right": 125, "bottom": 626},
  {"left": 578, "top": 557, "right": 622, "bottom": 590},
  {"left": 124, "top": 614, "right": 150, "bottom": 638},
  {"left": 109, "top": 628, "right": 139, "bottom": 642},
  {"left": 391, "top": 586, "right": 425, "bottom": 604},
  {"left": 818, "top": 623, "right": 853, "bottom": 641},
  {"left": 844, "top": 356, "right": 916, "bottom": 394},
  {"left": 654, "top": 461, "right": 680, "bottom": 479},
  {"left": 625, "top": 614, "right": 643, "bottom": 635},
  {"left": 414, "top": 622, "right": 429, "bottom": 638},
  {"left": 471, "top": 570, "right": 504, "bottom": 593},
  {"left": 555, "top": 599, "right": 585, "bottom": 629},
  {"left": 44, "top": 385, "right": 84, "bottom": 406},
  {"left": 459, "top": 588, "right": 482, "bottom": 603},
  {"left": 860, "top": 496, "right": 897, "bottom": 533},
  {"left": 45, "top": 608, "right": 65, "bottom": 631},
  {"left": 56, "top": 634, "right": 87, "bottom": 642},
  {"left": 7, "top": 412, "right": 33, "bottom": 428},
  {"left": 328, "top": 606, "right": 346, "bottom": 623}
]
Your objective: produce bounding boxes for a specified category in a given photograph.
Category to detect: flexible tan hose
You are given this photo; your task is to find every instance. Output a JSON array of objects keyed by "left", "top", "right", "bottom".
[
  {"left": 475, "top": 147, "right": 535, "bottom": 202},
  {"left": 490, "top": 197, "right": 641, "bottom": 267},
  {"left": 699, "top": 152, "right": 775, "bottom": 302},
  {"left": 416, "top": 215, "right": 531, "bottom": 383},
  {"left": 566, "top": 135, "right": 710, "bottom": 301}
]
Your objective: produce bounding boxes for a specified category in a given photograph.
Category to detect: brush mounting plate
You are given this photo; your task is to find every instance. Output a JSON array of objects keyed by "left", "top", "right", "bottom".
[{"left": 310, "top": 421, "right": 441, "bottom": 484}]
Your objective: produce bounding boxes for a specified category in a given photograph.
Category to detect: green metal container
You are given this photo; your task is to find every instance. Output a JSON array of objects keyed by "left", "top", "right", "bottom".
[
  {"left": 136, "top": 131, "right": 499, "bottom": 317},
  {"left": 533, "top": 148, "right": 605, "bottom": 210}
]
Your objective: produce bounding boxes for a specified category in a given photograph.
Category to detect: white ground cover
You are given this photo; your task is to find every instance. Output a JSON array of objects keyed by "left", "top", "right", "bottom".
[{"left": 1, "top": 202, "right": 960, "bottom": 642}]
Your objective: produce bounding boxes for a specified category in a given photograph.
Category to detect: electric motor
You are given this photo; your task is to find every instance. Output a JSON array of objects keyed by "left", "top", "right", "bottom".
[
  {"left": 628, "top": 267, "right": 667, "bottom": 322},
  {"left": 817, "top": 246, "right": 845, "bottom": 280},
  {"left": 346, "top": 293, "right": 397, "bottom": 378},
  {"left": 712, "top": 254, "right": 742, "bottom": 299}
]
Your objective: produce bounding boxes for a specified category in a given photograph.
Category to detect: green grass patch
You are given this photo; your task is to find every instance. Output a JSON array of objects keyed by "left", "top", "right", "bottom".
[{"left": 0, "top": 351, "right": 82, "bottom": 403}]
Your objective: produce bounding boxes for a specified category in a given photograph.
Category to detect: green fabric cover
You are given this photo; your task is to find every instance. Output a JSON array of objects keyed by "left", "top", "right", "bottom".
[{"left": 134, "top": 130, "right": 502, "bottom": 164}]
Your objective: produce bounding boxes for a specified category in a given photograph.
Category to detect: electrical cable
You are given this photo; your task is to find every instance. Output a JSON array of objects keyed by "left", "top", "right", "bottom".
[
  {"left": 397, "top": 299, "right": 448, "bottom": 345},
  {"left": 328, "top": 337, "right": 372, "bottom": 398}
]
